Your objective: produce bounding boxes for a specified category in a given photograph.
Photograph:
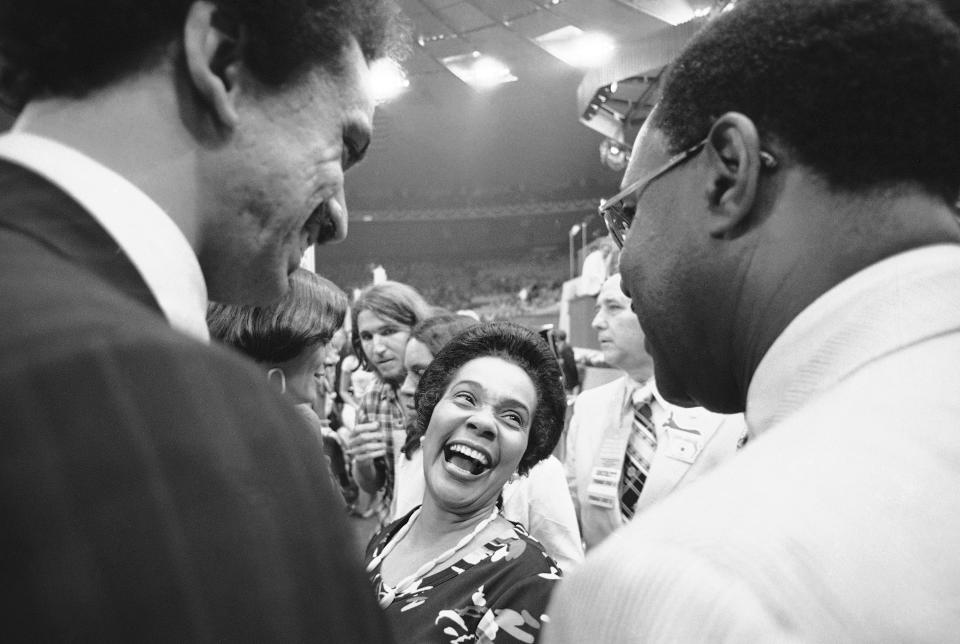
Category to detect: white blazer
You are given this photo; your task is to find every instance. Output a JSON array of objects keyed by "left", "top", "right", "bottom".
[{"left": 565, "top": 375, "right": 746, "bottom": 550}]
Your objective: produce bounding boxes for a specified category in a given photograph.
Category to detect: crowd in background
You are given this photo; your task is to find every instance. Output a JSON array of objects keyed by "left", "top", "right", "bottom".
[
  {"left": 4, "top": 0, "right": 960, "bottom": 642},
  {"left": 319, "top": 252, "right": 567, "bottom": 316}
]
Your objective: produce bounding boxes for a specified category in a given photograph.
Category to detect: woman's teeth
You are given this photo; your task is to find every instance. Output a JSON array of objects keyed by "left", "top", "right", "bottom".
[{"left": 444, "top": 444, "right": 490, "bottom": 475}]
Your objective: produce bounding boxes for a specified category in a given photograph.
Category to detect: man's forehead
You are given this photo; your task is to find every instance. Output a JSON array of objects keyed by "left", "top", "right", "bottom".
[{"left": 597, "top": 276, "right": 628, "bottom": 303}]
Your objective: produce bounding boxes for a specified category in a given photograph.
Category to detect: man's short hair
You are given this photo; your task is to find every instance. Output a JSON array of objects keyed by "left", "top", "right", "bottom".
[
  {"left": 653, "top": 0, "right": 960, "bottom": 203},
  {"left": 0, "top": 0, "right": 406, "bottom": 108}
]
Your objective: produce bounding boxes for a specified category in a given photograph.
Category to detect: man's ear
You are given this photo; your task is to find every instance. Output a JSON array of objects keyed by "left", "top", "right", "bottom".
[
  {"left": 183, "top": 0, "right": 244, "bottom": 129},
  {"left": 703, "top": 112, "right": 764, "bottom": 238}
]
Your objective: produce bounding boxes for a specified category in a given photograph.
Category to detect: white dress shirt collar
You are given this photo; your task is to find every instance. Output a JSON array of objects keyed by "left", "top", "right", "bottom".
[
  {"left": 747, "top": 244, "right": 960, "bottom": 433},
  {"left": 0, "top": 132, "right": 209, "bottom": 342}
]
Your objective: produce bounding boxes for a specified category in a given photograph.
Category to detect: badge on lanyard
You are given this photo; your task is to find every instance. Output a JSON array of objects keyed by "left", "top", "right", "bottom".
[{"left": 587, "top": 434, "right": 628, "bottom": 509}]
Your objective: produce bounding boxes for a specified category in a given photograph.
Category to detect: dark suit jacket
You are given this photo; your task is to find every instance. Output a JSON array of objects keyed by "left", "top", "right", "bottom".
[{"left": 0, "top": 160, "right": 393, "bottom": 642}]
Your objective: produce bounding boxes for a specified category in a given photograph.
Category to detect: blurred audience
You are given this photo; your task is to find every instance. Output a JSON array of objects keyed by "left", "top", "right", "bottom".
[{"left": 321, "top": 252, "right": 566, "bottom": 317}]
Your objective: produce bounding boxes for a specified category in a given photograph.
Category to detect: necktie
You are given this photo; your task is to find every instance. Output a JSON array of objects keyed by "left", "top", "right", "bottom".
[{"left": 619, "top": 389, "right": 657, "bottom": 521}]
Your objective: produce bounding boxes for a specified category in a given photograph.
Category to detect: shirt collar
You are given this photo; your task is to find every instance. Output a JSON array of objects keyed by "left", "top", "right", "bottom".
[
  {"left": 625, "top": 376, "right": 660, "bottom": 408},
  {"left": 0, "top": 132, "right": 209, "bottom": 342},
  {"left": 746, "top": 244, "right": 960, "bottom": 433}
]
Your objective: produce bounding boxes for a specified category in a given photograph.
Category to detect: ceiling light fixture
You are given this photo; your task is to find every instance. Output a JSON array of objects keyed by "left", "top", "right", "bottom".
[
  {"left": 533, "top": 26, "right": 616, "bottom": 68},
  {"left": 440, "top": 52, "right": 518, "bottom": 89}
]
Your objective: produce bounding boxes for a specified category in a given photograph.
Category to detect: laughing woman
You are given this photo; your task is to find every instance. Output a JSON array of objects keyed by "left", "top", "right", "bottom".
[{"left": 365, "top": 322, "right": 566, "bottom": 643}]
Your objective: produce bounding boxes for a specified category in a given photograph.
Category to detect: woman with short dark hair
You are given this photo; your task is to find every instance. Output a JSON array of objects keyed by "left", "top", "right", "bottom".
[
  {"left": 365, "top": 322, "right": 565, "bottom": 643},
  {"left": 206, "top": 267, "right": 347, "bottom": 407},
  {"left": 206, "top": 269, "right": 355, "bottom": 501}
]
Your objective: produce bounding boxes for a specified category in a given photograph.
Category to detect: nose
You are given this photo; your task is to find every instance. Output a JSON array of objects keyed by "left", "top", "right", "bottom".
[
  {"left": 372, "top": 334, "right": 388, "bottom": 355},
  {"left": 465, "top": 407, "right": 497, "bottom": 441},
  {"left": 591, "top": 310, "right": 605, "bottom": 330},
  {"left": 400, "top": 373, "right": 416, "bottom": 402}
]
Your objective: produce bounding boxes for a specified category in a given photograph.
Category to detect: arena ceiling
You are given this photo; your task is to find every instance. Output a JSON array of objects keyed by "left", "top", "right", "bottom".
[{"left": 349, "top": 0, "right": 717, "bottom": 212}]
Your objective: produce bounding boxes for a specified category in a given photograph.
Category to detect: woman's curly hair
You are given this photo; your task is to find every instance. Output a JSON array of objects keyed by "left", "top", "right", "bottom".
[{"left": 413, "top": 321, "right": 565, "bottom": 477}]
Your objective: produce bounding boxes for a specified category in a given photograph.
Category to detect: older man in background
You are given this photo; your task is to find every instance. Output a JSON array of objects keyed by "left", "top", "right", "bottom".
[
  {"left": 565, "top": 273, "right": 744, "bottom": 551},
  {"left": 547, "top": 0, "right": 960, "bottom": 641},
  {"left": 0, "top": 0, "right": 402, "bottom": 639}
]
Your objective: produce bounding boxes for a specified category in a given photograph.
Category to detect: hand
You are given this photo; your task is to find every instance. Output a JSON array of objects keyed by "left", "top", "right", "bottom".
[{"left": 344, "top": 421, "right": 388, "bottom": 463}]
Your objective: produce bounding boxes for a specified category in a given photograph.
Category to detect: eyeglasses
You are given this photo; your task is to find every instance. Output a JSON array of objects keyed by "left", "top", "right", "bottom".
[{"left": 598, "top": 139, "right": 777, "bottom": 248}]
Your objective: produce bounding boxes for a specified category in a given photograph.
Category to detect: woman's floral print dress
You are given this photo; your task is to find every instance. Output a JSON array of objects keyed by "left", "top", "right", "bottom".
[{"left": 366, "top": 510, "right": 562, "bottom": 643}]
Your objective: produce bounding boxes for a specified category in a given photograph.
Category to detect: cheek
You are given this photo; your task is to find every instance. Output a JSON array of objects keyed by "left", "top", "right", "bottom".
[
  {"left": 498, "top": 439, "right": 528, "bottom": 477},
  {"left": 388, "top": 336, "right": 408, "bottom": 357},
  {"left": 422, "top": 406, "right": 454, "bottom": 450},
  {"left": 288, "top": 372, "right": 317, "bottom": 404}
]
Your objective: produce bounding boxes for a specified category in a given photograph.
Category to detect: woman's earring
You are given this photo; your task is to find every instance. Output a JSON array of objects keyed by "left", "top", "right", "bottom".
[{"left": 266, "top": 368, "right": 287, "bottom": 394}]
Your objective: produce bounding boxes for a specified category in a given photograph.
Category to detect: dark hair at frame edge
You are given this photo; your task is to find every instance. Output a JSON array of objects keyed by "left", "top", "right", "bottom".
[
  {"left": 652, "top": 0, "right": 960, "bottom": 203},
  {"left": 413, "top": 321, "right": 566, "bottom": 477},
  {"left": 0, "top": 0, "right": 410, "bottom": 111}
]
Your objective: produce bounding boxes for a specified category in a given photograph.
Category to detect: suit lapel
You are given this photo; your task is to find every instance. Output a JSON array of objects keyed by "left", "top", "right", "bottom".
[{"left": 0, "top": 159, "right": 161, "bottom": 314}]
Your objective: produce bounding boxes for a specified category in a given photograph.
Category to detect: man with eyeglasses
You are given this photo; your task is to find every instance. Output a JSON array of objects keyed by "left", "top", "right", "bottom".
[{"left": 546, "top": 0, "right": 960, "bottom": 641}]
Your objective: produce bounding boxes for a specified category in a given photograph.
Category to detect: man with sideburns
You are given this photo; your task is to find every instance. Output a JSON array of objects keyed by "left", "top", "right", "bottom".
[{"left": 0, "top": 0, "right": 402, "bottom": 639}]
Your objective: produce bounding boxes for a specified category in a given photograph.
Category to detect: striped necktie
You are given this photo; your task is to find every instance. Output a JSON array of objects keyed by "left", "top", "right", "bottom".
[{"left": 619, "top": 388, "right": 657, "bottom": 521}]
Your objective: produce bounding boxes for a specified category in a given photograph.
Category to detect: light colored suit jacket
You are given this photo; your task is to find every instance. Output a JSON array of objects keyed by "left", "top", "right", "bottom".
[
  {"left": 547, "top": 246, "right": 960, "bottom": 643},
  {"left": 565, "top": 375, "right": 745, "bottom": 550}
]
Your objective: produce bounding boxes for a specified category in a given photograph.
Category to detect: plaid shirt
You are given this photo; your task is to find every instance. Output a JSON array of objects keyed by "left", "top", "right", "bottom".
[{"left": 357, "top": 377, "right": 405, "bottom": 528}]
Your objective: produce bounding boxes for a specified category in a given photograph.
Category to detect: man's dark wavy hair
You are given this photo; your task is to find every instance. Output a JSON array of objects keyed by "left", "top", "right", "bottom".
[
  {"left": 0, "top": 0, "right": 406, "bottom": 108},
  {"left": 653, "top": 0, "right": 960, "bottom": 203},
  {"left": 414, "top": 321, "right": 566, "bottom": 477}
]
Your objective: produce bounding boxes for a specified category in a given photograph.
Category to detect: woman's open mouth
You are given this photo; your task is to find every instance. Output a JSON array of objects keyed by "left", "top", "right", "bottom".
[{"left": 443, "top": 442, "right": 492, "bottom": 476}]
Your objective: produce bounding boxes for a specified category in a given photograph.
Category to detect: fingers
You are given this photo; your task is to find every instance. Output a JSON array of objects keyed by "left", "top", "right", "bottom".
[
  {"left": 345, "top": 421, "right": 387, "bottom": 461},
  {"left": 350, "top": 446, "right": 388, "bottom": 462}
]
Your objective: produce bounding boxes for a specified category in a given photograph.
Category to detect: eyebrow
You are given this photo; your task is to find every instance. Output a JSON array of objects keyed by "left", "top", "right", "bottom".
[
  {"left": 596, "top": 296, "right": 623, "bottom": 307},
  {"left": 452, "top": 379, "right": 532, "bottom": 414},
  {"left": 360, "top": 321, "right": 399, "bottom": 333}
]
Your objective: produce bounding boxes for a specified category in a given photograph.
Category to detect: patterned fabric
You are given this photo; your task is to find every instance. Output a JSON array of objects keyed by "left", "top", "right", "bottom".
[
  {"left": 619, "top": 389, "right": 657, "bottom": 521},
  {"left": 357, "top": 377, "right": 405, "bottom": 527},
  {"left": 366, "top": 510, "right": 561, "bottom": 643}
]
